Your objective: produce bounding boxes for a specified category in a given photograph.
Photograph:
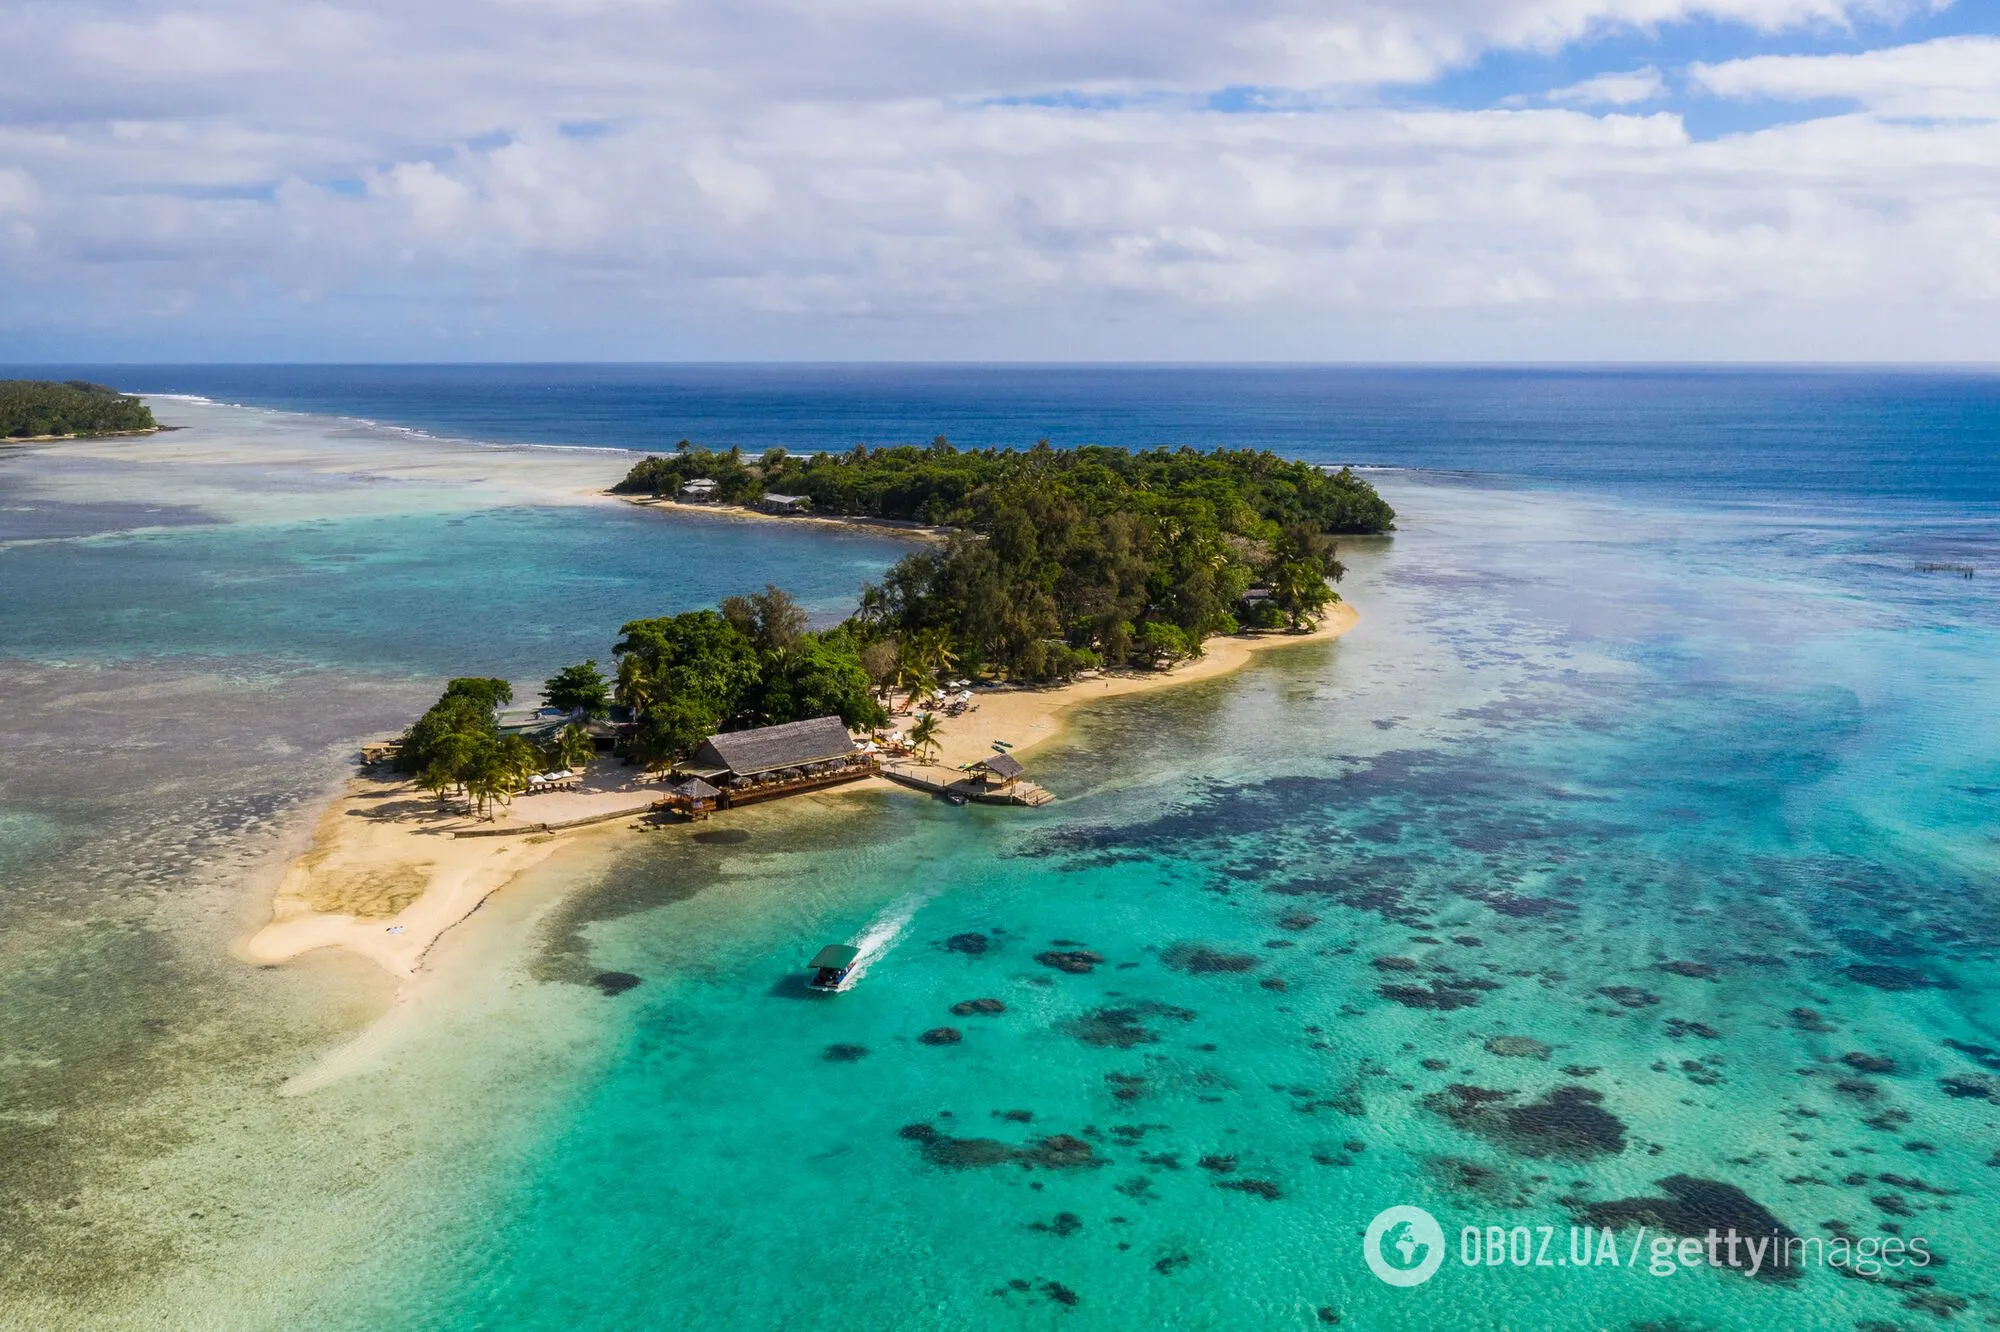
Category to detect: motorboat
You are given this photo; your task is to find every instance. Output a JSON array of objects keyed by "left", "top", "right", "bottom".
[{"left": 806, "top": 944, "right": 861, "bottom": 992}]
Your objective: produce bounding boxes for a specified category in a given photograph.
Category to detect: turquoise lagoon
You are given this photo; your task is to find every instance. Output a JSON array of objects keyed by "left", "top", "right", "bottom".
[{"left": 2, "top": 386, "right": 1997, "bottom": 1330}]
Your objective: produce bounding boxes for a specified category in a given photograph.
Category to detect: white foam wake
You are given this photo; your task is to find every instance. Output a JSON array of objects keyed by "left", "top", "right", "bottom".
[{"left": 836, "top": 889, "right": 936, "bottom": 989}]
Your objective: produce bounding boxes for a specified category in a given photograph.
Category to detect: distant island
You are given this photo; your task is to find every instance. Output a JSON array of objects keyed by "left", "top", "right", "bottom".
[
  {"left": 1, "top": 379, "right": 159, "bottom": 440},
  {"left": 616, "top": 438, "right": 1395, "bottom": 684}
]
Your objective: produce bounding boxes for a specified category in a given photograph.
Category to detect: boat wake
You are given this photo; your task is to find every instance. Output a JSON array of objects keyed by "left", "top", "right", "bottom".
[{"left": 836, "top": 891, "right": 934, "bottom": 990}]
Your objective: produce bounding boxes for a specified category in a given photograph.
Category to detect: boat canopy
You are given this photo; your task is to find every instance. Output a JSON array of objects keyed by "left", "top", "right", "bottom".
[{"left": 809, "top": 944, "right": 861, "bottom": 971}]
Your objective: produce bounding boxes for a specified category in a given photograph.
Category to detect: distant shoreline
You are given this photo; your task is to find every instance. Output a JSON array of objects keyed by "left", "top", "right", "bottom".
[
  {"left": 2, "top": 425, "right": 171, "bottom": 444},
  {"left": 615, "top": 492, "right": 950, "bottom": 542}
]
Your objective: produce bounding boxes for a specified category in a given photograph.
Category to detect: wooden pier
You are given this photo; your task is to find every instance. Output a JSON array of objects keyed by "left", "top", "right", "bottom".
[{"left": 882, "top": 763, "right": 1053, "bottom": 807}]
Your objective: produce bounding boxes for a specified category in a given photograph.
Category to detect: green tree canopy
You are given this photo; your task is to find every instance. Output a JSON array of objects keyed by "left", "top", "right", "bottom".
[
  {"left": 540, "top": 660, "right": 610, "bottom": 717},
  {"left": 1, "top": 380, "right": 157, "bottom": 439},
  {"left": 753, "top": 631, "right": 887, "bottom": 730},
  {"left": 720, "top": 584, "right": 808, "bottom": 655}
]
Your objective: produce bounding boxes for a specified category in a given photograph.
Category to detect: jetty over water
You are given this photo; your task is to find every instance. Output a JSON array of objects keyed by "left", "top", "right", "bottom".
[{"left": 883, "top": 753, "right": 1053, "bottom": 807}]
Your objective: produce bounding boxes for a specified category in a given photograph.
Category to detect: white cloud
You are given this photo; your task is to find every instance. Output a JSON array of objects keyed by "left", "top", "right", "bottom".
[
  {"left": 0, "top": 0, "right": 1994, "bottom": 358},
  {"left": 1544, "top": 66, "right": 1669, "bottom": 105},
  {"left": 1691, "top": 34, "right": 2000, "bottom": 118}
]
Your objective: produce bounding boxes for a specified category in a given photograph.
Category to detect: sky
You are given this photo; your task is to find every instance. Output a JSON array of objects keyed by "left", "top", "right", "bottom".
[{"left": 2, "top": 0, "right": 1998, "bottom": 362}]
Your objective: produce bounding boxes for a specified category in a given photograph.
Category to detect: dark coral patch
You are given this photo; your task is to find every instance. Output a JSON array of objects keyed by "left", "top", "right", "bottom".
[
  {"left": 1939, "top": 1073, "right": 2000, "bottom": 1101},
  {"left": 1022, "top": 1135, "right": 1101, "bottom": 1168},
  {"left": 1943, "top": 1038, "right": 2000, "bottom": 1071},
  {"left": 1378, "top": 977, "right": 1499, "bottom": 1010},
  {"left": 898, "top": 1123, "right": 1103, "bottom": 1170},
  {"left": 920, "top": 1027, "right": 964, "bottom": 1045},
  {"left": 1215, "top": 1178, "right": 1283, "bottom": 1200},
  {"left": 1502, "top": 1087, "right": 1628, "bottom": 1157},
  {"left": 822, "top": 1042, "right": 869, "bottom": 1062},
  {"left": 951, "top": 997, "right": 1007, "bottom": 1016},
  {"left": 1580, "top": 1176, "right": 1800, "bottom": 1280},
  {"left": 1844, "top": 963, "right": 1952, "bottom": 991},
  {"left": 899, "top": 1123, "right": 1014, "bottom": 1167},
  {"left": 1485, "top": 1036, "right": 1551, "bottom": 1060},
  {"left": 1424, "top": 1083, "right": 1627, "bottom": 1159},
  {"left": 591, "top": 971, "right": 642, "bottom": 995},
  {"left": 1162, "top": 944, "right": 1260, "bottom": 974},
  {"left": 1664, "top": 1019, "right": 1720, "bottom": 1040},
  {"left": 1658, "top": 960, "right": 1718, "bottom": 980},
  {"left": 1595, "top": 985, "right": 1660, "bottom": 1009},
  {"left": 1036, "top": 949, "right": 1104, "bottom": 974},
  {"left": 1840, "top": 1052, "right": 1897, "bottom": 1075},
  {"left": 1066, "top": 1003, "right": 1196, "bottom": 1049}
]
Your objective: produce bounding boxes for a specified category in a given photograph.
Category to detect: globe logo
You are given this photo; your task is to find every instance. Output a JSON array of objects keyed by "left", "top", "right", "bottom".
[{"left": 1363, "top": 1205, "right": 1447, "bottom": 1287}]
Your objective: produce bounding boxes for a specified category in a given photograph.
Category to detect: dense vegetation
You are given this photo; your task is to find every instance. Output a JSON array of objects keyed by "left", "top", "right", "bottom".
[
  {"left": 0, "top": 380, "right": 156, "bottom": 439},
  {"left": 616, "top": 438, "right": 1393, "bottom": 681},
  {"left": 395, "top": 591, "right": 891, "bottom": 788},
  {"left": 400, "top": 442, "right": 1395, "bottom": 782},
  {"left": 397, "top": 678, "right": 557, "bottom": 814},
  {"left": 612, "top": 585, "right": 886, "bottom": 765}
]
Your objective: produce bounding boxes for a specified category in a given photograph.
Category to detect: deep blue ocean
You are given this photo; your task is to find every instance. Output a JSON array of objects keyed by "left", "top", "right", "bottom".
[
  {"left": 1, "top": 366, "right": 1996, "bottom": 1331},
  {"left": 14, "top": 362, "right": 2000, "bottom": 504}
]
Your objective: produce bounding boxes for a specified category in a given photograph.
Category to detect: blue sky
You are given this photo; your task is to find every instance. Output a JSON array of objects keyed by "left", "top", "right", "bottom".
[{"left": 2, "top": 0, "right": 1998, "bottom": 361}]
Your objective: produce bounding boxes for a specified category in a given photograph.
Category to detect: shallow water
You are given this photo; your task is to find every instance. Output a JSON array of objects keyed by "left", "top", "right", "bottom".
[
  {"left": 0, "top": 402, "right": 910, "bottom": 1325},
  {"left": 2, "top": 387, "right": 1997, "bottom": 1329},
  {"left": 273, "top": 476, "right": 1996, "bottom": 1332}
]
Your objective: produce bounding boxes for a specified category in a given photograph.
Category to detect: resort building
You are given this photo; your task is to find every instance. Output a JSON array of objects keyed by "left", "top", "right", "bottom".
[
  {"left": 497, "top": 707, "right": 632, "bottom": 752},
  {"left": 678, "top": 477, "right": 719, "bottom": 502},
  {"left": 674, "top": 715, "right": 876, "bottom": 805},
  {"left": 757, "top": 493, "right": 810, "bottom": 515}
]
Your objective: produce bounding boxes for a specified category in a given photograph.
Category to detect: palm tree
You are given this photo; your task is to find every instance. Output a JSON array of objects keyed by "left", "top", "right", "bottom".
[
  {"left": 615, "top": 653, "right": 657, "bottom": 718},
  {"left": 553, "top": 723, "right": 595, "bottom": 770},
  {"left": 908, "top": 712, "right": 941, "bottom": 764},
  {"left": 918, "top": 630, "right": 959, "bottom": 681},
  {"left": 894, "top": 657, "right": 930, "bottom": 713},
  {"left": 898, "top": 629, "right": 959, "bottom": 710}
]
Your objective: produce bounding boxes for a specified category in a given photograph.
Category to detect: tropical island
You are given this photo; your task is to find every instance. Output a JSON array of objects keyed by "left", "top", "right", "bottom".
[
  {"left": 616, "top": 438, "right": 1393, "bottom": 681},
  {"left": 1, "top": 379, "right": 159, "bottom": 440},
  {"left": 249, "top": 441, "right": 1390, "bottom": 982}
]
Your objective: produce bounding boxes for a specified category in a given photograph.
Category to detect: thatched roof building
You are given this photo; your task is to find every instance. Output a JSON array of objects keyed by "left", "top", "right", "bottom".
[
  {"left": 973, "top": 752, "right": 1025, "bottom": 781},
  {"left": 681, "top": 716, "right": 859, "bottom": 782},
  {"left": 664, "top": 776, "right": 721, "bottom": 801}
]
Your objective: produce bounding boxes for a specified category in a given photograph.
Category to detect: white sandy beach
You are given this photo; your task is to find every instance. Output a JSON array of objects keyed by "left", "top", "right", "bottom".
[{"left": 243, "top": 602, "right": 1358, "bottom": 981}]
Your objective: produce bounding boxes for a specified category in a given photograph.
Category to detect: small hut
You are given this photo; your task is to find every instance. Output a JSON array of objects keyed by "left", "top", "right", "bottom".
[
  {"left": 661, "top": 775, "right": 721, "bottom": 819},
  {"left": 968, "top": 752, "right": 1026, "bottom": 790},
  {"left": 679, "top": 478, "right": 719, "bottom": 502},
  {"left": 757, "top": 493, "right": 810, "bottom": 515}
]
